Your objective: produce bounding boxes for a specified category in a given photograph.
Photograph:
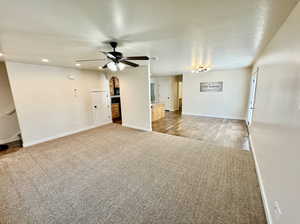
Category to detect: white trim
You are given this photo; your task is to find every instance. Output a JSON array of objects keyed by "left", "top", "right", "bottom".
[
  {"left": 182, "top": 112, "right": 246, "bottom": 120},
  {"left": 23, "top": 121, "right": 112, "bottom": 147},
  {"left": 122, "top": 124, "right": 152, "bottom": 132},
  {"left": 248, "top": 133, "right": 273, "bottom": 224},
  {"left": 148, "top": 62, "right": 153, "bottom": 131}
]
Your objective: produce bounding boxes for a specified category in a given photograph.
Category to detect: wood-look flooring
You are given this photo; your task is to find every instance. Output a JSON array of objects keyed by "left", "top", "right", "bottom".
[{"left": 152, "top": 111, "right": 250, "bottom": 150}]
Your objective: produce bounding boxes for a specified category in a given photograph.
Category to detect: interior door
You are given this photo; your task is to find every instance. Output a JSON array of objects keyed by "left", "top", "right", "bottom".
[
  {"left": 159, "top": 79, "right": 171, "bottom": 111},
  {"left": 247, "top": 70, "right": 258, "bottom": 126},
  {"left": 91, "top": 91, "right": 110, "bottom": 125}
]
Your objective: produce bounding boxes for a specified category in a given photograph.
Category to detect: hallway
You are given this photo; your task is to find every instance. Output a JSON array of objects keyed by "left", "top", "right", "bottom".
[{"left": 152, "top": 111, "right": 250, "bottom": 150}]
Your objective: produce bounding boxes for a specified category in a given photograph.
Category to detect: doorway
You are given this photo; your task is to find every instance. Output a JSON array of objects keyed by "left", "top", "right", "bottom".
[
  {"left": 110, "top": 77, "right": 122, "bottom": 124},
  {"left": 247, "top": 68, "right": 259, "bottom": 126},
  {"left": 158, "top": 78, "right": 171, "bottom": 111},
  {"left": 91, "top": 91, "right": 110, "bottom": 126}
]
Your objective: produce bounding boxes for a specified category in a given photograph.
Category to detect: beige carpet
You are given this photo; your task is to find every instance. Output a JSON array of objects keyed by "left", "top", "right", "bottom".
[{"left": 0, "top": 124, "right": 266, "bottom": 224}]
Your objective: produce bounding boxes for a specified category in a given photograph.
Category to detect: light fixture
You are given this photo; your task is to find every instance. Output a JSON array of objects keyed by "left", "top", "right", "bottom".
[
  {"left": 75, "top": 63, "right": 81, "bottom": 67},
  {"left": 106, "top": 61, "right": 126, "bottom": 72},
  {"left": 42, "top": 58, "right": 49, "bottom": 63},
  {"left": 191, "top": 65, "right": 211, "bottom": 73},
  {"left": 117, "top": 62, "right": 126, "bottom": 71},
  {"left": 107, "top": 62, "right": 118, "bottom": 72},
  {"left": 98, "top": 66, "right": 103, "bottom": 70},
  {"left": 0, "top": 53, "right": 3, "bottom": 57}
]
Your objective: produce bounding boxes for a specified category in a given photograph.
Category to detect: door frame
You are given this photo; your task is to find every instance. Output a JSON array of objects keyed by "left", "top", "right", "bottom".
[
  {"left": 158, "top": 78, "right": 171, "bottom": 111},
  {"left": 90, "top": 90, "right": 111, "bottom": 125},
  {"left": 247, "top": 68, "right": 259, "bottom": 126}
]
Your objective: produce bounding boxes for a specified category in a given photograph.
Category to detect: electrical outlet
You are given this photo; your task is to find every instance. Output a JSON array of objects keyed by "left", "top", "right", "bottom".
[{"left": 273, "top": 201, "right": 282, "bottom": 219}]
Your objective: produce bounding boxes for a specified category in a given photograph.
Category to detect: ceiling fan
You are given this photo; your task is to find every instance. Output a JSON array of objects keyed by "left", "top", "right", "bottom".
[{"left": 76, "top": 42, "right": 149, "bottom": 71}]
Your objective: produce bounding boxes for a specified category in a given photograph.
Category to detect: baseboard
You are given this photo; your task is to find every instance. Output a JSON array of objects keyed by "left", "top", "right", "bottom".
[
  {"left": 23, "top": 121, "right": 112, "bottom": 147},
  {"left": 248, "top": 133, "right": 273, "bottom": 224},
  {"left": 182, "top": 112, "right": 245, "bottom": 120},
  {"left": 122, "top": 124, "right": 152, "bottom": 132}
]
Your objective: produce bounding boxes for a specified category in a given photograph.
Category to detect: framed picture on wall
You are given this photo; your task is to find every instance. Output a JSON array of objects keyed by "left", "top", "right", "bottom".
[{"left": 200, "top": 81, "right": 223, "bottom": 92}]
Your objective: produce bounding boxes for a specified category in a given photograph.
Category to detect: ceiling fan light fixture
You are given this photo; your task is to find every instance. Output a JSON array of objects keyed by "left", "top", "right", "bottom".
[
  {"left": 107, "top": 61, "right": 118, "bottom": 72},
  {"left": 76, "top": 42, "right": 148, "bottom": 70},
  {"left": 118, "top": 62, "right": 126, "bottom": 71}
]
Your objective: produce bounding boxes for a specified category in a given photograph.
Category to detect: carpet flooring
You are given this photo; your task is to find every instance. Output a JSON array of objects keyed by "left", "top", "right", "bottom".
[{"left": 0, "top": 124, "right": 266, "bottom": 224}]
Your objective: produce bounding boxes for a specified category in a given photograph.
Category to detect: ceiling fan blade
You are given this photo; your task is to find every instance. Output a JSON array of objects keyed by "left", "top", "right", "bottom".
[
  {"left": 100, "top": 51, "right": 116, "bottom": 59},
  {"left": 120, "top": 60, "right": 139, "bottom": 67},
  {"left": 123, "top": 56, "right": 149, "bottom": 60},
  {"left": 76, "top": 59, "right": 106, "bottom": 62}
]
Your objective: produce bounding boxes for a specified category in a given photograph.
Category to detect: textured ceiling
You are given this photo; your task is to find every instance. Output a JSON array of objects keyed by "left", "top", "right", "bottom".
[{"left": 0, "top": 0, "right": 298, "bottom": 75}]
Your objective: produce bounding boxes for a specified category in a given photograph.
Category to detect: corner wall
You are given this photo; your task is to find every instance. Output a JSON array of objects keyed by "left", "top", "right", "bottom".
[
  {"left": 114, "top": 66, "right": 151, "bottom": 131},
  {"left": 249, "top": 3, "right": 300, "bottom": 224},
  {"left": 6, "top": 62, "right": 110, "bottom": 146},
  {"left": 182, "top": 68, "right": 251, "bottom": 120}
]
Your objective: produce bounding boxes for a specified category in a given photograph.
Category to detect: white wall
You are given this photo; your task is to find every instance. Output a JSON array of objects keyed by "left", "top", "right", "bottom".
[
  {"left": 250, "top": 3, "right": 300, "bottom": 224},
  {"left": 111, "top": 66, "right": 151, "bottom": 131},
  {"left": 182, "top": 68, "right": 251, "bottom": 120},
  {"left": 6, "top": 62, "right": 110, "bottom": 146},
  {"left": 0, "top": 62, "right": 20, "bottom": 144}
]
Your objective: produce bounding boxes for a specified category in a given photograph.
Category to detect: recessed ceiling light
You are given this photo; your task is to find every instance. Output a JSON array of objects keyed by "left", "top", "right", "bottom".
[
  {"left": 98, "top": 66, "right": 103, "bottom": 70},
  {"left": 42, "top": 58, "right": 49, "bottom": 63},
  {"left": 75, "top": 63, "right": 81, "bottom": 67},
  {"left": 0, "top": 53, "right": 3, "bottom": 57}
]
